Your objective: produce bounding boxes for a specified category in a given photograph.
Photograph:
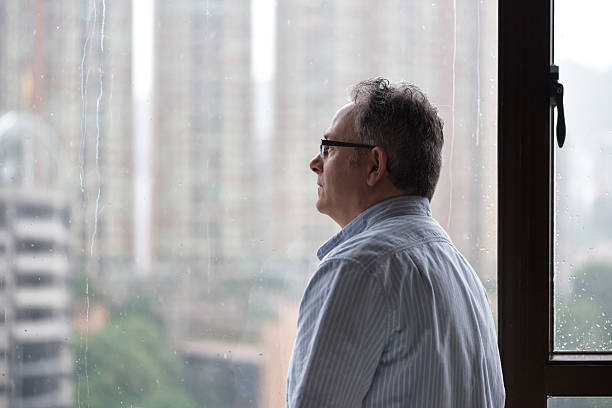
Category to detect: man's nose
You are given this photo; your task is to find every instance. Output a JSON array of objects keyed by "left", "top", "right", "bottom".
[{"left": 309, "top": 154, "right": 322, "bottom": 174}]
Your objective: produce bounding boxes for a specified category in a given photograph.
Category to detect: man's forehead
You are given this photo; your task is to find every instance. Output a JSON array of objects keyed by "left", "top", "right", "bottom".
[
  {"left": 326, "top": 102, "right": 355, "bottom": 138},
  {"left": 332, "top": 102, "right": 355, "bottom": 123}
]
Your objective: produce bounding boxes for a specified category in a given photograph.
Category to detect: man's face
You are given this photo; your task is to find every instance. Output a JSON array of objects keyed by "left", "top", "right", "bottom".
[{"left": 309, "top": 102, "right": 370, "bottom": 227}]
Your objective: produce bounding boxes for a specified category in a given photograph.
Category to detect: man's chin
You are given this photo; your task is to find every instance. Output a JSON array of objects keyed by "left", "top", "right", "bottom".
[{"left": 315, "top": 200, "right": 327, "bottom": 215}]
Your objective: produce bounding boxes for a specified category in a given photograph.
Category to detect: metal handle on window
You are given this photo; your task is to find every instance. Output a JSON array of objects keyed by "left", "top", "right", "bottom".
[{"left": 549, "top": 65, "right": 566, "bottom": 148}]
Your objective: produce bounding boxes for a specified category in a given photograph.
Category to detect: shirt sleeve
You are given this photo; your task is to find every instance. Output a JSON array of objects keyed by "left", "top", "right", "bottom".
[{"left": 287, "top": 258, "right": 390, "bottom": 407}]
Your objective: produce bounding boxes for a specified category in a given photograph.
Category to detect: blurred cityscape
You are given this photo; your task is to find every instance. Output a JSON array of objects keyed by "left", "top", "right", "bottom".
[{"left": 1, "top": 0, "right": 504, "bottom": 407}]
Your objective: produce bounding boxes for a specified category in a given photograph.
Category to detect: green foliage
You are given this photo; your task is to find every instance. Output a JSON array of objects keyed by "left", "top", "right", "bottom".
[
  {"left": 549, "top": 397, "right": 612, "bottom": 408},
  {"left": 555, "top": 262, "right": 612, "bottom": 351},
  {"left": 74, "top": 298, "right": 199, "bottom": 408},
  {"left": 141, "top": 386, "right": 200, "bottom": 408},
  {"left": 71, "top": 269, "right": 106, "bottom": 304},
  {"left": 570, "top": 262, "right": 612, "bottom": 312}
]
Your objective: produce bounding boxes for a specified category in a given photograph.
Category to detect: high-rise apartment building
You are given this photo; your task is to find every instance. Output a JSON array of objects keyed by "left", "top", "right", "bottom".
[
  {"left": 151, "top": 0, "right": 257, "bottom": 340},
  {"left": 153, "top": 0, "right": 252, "bottom": 264},
  {"left": 0, "top": 112, "right": 72, "bottom": 408}
]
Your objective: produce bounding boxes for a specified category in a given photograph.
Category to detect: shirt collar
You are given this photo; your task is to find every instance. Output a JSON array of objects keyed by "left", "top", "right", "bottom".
[{"left": 317, "top": 195, "right": 432, "bottom": 260}]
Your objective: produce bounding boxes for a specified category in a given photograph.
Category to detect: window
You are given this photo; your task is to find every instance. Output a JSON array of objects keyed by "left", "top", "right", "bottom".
[
  {"left": 19, "top": 342, "right": 63, "bottom": 363},
  {"left": 15, "top": 274, "right": 55, "bottom": 287},
  {"left": 499, "top": 0, "right": 612, "bottom": 405},
  {"left": 15, "top": 308, "right": 55, "bottom": 322},
  {"left": 0, "top": 0, "right": 500, "bottom": 406},
  {"left": 16, "top": 204, "right": 55, "bottom": 219},
  {"left": 19, "top": 376, "right": 61, "bottom": 398}
]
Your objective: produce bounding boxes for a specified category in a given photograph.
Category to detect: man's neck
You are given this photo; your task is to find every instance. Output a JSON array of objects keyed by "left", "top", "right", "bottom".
[{"left": 336, "top": 190, "right": 410, "bottom": 228}]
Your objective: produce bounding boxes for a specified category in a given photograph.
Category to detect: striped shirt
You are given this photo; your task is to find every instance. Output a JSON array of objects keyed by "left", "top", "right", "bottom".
[{"left": 287, "top": 195, "right": 505, "bottom": 407}]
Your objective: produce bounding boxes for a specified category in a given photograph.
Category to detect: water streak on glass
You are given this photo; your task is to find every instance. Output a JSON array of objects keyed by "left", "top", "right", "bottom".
[
  {"left": 446, "top": 0, "right": 457, "bottom": 229},
  {"left": 88, "top": 1, "right": 104, "bottom": 403},
  {"left": 80, "top": 0, "right": 95, "bottom": 196},
  {"left": 205, "top": 158, "right": 211, "bottom": 293},
  {"left": 475, "top": 0, "right": 481, "bottom": 147},
  {"left": 78, "top": 1, "right": 97, "bottom": 405},
  {"left": 90, "top": 0, "right": 105, "bottom": 257}
]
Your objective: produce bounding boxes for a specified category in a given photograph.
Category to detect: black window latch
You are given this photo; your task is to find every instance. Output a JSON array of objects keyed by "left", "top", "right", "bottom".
[{"left": 549, "top": 64, "right": 566, "bottom": 148}]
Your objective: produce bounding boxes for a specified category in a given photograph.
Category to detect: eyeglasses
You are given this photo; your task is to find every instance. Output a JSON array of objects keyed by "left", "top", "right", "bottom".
[{"left": 319, "top": 139, "right": 375, "bottom": 158}]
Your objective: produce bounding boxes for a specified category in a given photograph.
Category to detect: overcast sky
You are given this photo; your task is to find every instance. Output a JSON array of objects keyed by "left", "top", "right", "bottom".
[{"left": 556, "top": 0, "right": 612, "bottom": 70}]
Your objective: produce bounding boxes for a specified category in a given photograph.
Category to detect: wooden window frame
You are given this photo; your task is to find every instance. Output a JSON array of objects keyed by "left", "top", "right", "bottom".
[{"left": 498, "top": 0, "right": 612, "bottom": 406}]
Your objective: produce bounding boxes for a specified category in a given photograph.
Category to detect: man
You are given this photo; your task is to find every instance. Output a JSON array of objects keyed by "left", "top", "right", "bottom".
[{"left": 286, "top": 78, "right": 505, "bottom": 407}]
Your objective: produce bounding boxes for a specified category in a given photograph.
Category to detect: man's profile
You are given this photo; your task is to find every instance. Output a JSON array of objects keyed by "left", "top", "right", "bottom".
[{"left": 286, "top": 78, "right": 505, "bottom": 407}]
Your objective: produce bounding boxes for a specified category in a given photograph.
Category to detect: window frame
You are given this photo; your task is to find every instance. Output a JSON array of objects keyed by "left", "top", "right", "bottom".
[{"left": 498, "top": 0, "right": 612, "bottom": 406}]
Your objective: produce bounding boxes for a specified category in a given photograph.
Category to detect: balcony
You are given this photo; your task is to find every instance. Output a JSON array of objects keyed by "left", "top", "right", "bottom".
[
  {"left": 14, "top": 288, "right": 68, "bottom": 310},
  {"left": 13, "top": 219, "right": 69, "bottom": 246},
  {"left": 12, "top": 320, "right": 70, "bottom": 343},
  {"left": 14, "top": 254, "right": 69, "bottom": 277}
]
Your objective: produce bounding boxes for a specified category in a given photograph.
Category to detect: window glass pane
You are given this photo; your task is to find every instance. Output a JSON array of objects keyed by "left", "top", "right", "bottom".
[
  {"left": 0, "top": 0, "right": 497, "bottom": 405},
  {"left": 554, "top": 0, "right": 612, "bottom": 351},
  {"left": 549, "top": 397, "right": 612, "bottom": 408}
]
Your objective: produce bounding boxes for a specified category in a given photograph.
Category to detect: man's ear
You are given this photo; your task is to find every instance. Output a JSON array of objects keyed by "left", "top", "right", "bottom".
[{"left": 366, "top": 147, "right": 388, "bottom": 187}]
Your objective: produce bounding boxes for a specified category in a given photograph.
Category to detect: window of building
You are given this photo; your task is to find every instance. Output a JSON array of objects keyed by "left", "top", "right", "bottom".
[
  {"left": 15, "top": 274, "right": 55, "bottom": 287},
  {"left": 16, "top": 0, "right": 612, "bottom": 406},
  {"left": 16, "top": 204, "right": 55, "bottom": 220},
  {"left": 15, "top": 308, "right": 55, "bottom": 322},
  {"left": 19, "top": 376, "right": 60, "bottom": 398},
  {"left": 20, "top": 342, "right": 63, "bottom": 363}
]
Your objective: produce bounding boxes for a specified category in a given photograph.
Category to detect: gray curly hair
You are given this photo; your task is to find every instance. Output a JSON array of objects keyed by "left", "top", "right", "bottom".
[{"left": 350, "top": 77, "right": 444, "bottom": 201}]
